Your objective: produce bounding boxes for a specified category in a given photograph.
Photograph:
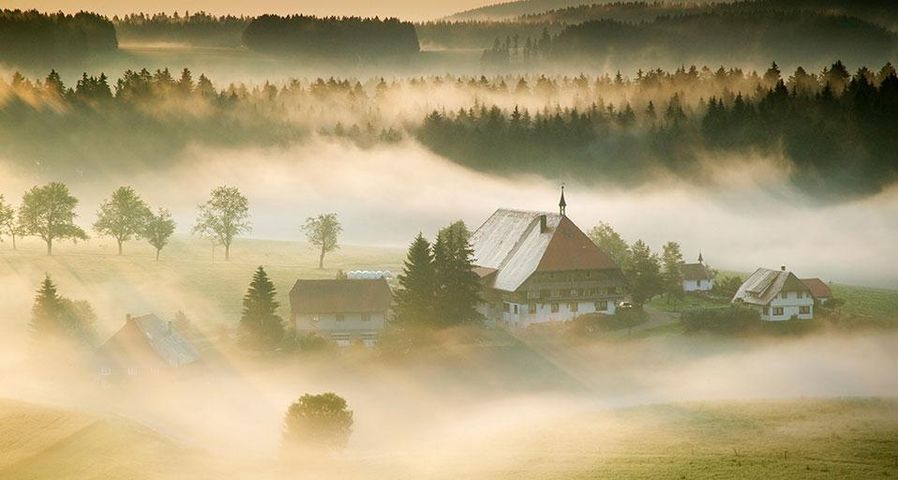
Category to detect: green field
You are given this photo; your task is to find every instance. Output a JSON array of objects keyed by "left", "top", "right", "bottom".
[
  {"left": 2, "top": 397, "right": 896, "bottom": 479},
  {"left": 0, "top": 236, "right": 403, "bottom": 333}
]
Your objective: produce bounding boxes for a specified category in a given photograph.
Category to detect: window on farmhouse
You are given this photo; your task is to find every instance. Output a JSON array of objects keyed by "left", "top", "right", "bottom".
[
  {"left": 799, "top": 306, "right": 810, "bottom": 314},
  {"left": 763, "top": 307, "right": 770, "bottom": 316},
  {"left": 514, "top": 305, "right": 519, "bottom": 314},
  {"left": 571, "top": 289, "right": 578, "bottom": 297},
  {"left": 551, "top": 303, "right": 559, "bottom": 313},
  {"left": 569, "top": 303, "right": 579, "bottom": 313},
  {"left": 336, "top": 314, "right": 345, "bottom": 322},
  {"left": 773, "top": 307, "right": 784, "bottom": 316},
  {"left": 595, "top": 301, "right": 609, "bottom": 311},
  {"left": 528, "top": 303, "right": 537, "bottom": 314},
  {"left": 503, "top": 303, "right": 510, "bottom": 313},
  {"left": 361, "top": 313, "right": 371, "bottom": 322}
]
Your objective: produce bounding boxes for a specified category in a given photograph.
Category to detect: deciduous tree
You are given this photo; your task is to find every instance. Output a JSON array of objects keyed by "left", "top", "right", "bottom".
[
  {"left": 143, "top": 208, "right": 176, "bottom": 261},
  {"left": 0, "top": 195, "right": 17, "bottom": 249},
  {"left": 624, "top": 240, "right": 662, "bottom": 306},
  {"left": 18, "top": 182, "right": 88, "bottom": 255},
  {"left": 283, "top": 393, "right": 353, "bottom": 451},
  {"left": 302, "top": 213, "right": 341, "bottom": 269},
  {"left": 588, "top": 221, "right": 630, "bottom": 267},
  {"left": 193, "top": 186, "right": 250, "bottom": 261},
  {"left": 661, "top": 241, "right": 684, "bottom": 303},
  {"left": 93, "top": 186, "right": 151, "bottom": 255}
]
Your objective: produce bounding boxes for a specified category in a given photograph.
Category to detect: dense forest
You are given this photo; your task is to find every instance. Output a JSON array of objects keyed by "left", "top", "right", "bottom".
[
  {"left": 418, "top": 62, "right": 898, "bottom": 199},
  {"left": 242, "top": 15, "right": 420, "bottom": 59},
  {"left": 113, "top": 12, "right": 250, "bottom": 47},
  {"left": 0, "top": 9, "right": 117, "bottom": 67},
  {"left": 484, "top": 10, "right": 897, "bottom": 67},
  {"left": 2, "top": 61, "right": 896, "bottom": 199}
]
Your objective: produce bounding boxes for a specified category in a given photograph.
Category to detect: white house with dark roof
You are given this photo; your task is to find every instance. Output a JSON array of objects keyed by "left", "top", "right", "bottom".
[
  {"left": 682, "top": 253, "right": 715, "bottom": 292},
  {"left": 289, "top": 278, "right": 392, "bottom": 347},
  {"left": 470, "top": 188, "right": 627, "bottom": 327},
  {"left": 732, "top": 267, "right": 814, "bottom": 321}
]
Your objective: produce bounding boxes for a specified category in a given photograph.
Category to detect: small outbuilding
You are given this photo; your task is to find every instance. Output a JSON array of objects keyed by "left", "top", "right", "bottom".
[
  {"left": 800, "top": 278, "right": 834, "bottom": 304},
  {"left": 682, "top": 253, "right": 715, "bottom": 292},
  {"left": 289, "top": 278, "right": 392, "bottom": 347}
]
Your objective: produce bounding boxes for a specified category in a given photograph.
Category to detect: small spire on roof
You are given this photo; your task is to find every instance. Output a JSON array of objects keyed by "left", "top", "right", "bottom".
[
  {"left": 698, "top": 252, "right": 704, "bottom": 263},
  {"left": 559, "top": 184, "right": 567, "bottom": 216}
]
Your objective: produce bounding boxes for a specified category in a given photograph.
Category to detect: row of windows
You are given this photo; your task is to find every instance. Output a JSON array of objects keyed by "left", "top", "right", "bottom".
[
  {"left": 546, "top": 271, "right": 599, "bottom": 281},
  {"left": 763, "top": 306, "right": 811, "bottom": 316},
  {"left": 311, "top": 313, "right": 373, "bottom": 323},
  {"left": 505, "top": 301, "right": 610, "bottom": 314},
  {"left": 527, "top": 287, "right": 618, "bottom": 299}
]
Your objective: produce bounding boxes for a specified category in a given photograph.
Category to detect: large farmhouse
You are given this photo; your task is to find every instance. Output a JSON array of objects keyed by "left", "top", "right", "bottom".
[
  {"left": 470, "top": 192, "right": 627, "bottom": 327},
  {"left": 289, "top": 278, "right": 392, "bottom": 347},
  {"left": 732, "top": 267, "right": 814, "bottom": 321},
  {"left": 682, "top": 253, "right": 715, "bottom": 292}
]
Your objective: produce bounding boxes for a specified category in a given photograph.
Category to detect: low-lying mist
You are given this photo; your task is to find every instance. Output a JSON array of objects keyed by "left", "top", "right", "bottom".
[{"left": 3, "top": 135, "right": 896, "bottom": 288}]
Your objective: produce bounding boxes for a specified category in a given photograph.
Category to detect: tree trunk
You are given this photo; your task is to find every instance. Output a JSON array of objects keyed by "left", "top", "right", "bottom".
[
  {"left": 11, "top": 233, "right": 15, "bottom": 250},
  {"left": 46, "top": 237, "right": 52, "bottom": 256},
  {"left": 155, "top": 248, "right": 160, "bottom": 262},
  {"left": 225, "top": 243, "right": 230, "bottom": 261},
  {"left": 318, "top": 245, "right": 325, "bottom": 269},
  {"left": 117, "top": 239, "right": 123, "bottom": 255}
]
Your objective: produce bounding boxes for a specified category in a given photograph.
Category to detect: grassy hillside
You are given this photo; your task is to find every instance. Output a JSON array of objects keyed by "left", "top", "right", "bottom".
[
  {"left": 0, "top": 236, "right": 403, "bottom": 334},
  {"left": 0, "top": 399, "right": 194, "bottom": 480},
  {"left": 2, "top": 397, "right": 896, "bottom": 479}
]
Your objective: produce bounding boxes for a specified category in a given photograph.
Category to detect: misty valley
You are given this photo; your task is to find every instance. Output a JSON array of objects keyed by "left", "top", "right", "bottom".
[{"left": 1, "top": 1, "right": 898, "bottom": 479}]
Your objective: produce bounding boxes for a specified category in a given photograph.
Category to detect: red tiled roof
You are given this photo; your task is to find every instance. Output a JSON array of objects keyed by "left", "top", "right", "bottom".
[
  {"left": 536, "top": 216, "right": 618, "bottom": 272},
  {"left": 800, "top": 278, "right": 833, "bottom": 299}
]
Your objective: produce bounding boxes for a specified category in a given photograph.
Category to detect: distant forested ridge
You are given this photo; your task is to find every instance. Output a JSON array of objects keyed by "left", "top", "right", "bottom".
[
  {"left": 114, "top": 12, "right": 250, "bottom": 47},
  {"left": 523, "top": 0, "right": 898, "bottom": 30},
  {"left": 415, "top": 20, "right": 562, "bottom": 50},
  {"left": 418, "top": 62, "right": 898, "bottom": 199},
  {"left": 0, "top": 10, "right": 117, "bottom": 67},
  {"left": 484, "top": 10, "right": 897, "bottom": 68},
  {"left": 243, "top": 15, "right": 420, "bottom": 59}
]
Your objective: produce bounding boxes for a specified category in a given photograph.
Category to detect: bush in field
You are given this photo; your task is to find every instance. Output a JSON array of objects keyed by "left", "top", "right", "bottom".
[
  {"left": 283, "top": 393, "right": 353, "bottom": 451},
  {"left": 681, "top": 306, "right": 761, "bottom": 334}
]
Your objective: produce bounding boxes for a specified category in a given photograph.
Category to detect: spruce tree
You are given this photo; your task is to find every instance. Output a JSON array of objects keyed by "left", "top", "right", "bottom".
[
  {"left": 393, "top": 233, "right": 436, "bottom": 327},
  {"left": 239, "top": 266, "right": 285, "bottom": 351},
  {"left": 30, "top": 275, "right": 63, "bottom": 341},
  {"left": 433, "top": 221, "right": 482, "bottom": 326}
]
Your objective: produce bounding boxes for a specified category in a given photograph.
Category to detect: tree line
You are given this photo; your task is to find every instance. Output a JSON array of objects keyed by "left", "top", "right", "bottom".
[
  {"left": 242, "top": 15, "right": 419, "bottom": 59},
  {"left": 418, "top": 61, "right": 898, "bottom": 198},
  {"left": 0, "top": 184, "right": 342, "bottom": 265},
  {"left": 113, "top": 11, "right": 251, "bottom": 47},
  {"left": 0, "top": 9, "right": 117, "bottom": 67},
  {"left": 484, "top": 7, "right": 897, "bottom": 68}
]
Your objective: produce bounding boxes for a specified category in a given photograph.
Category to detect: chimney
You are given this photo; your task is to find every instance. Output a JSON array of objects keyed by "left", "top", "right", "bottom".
[
  {"left": 539, "top": 214, "right": 548, "bottom": 233},
  {"left": 781, "top": 265, "right": 786, "bottom": 272}
]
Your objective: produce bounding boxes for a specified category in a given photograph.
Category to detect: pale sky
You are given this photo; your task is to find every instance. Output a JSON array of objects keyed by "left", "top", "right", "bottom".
[{"left": 4, "top": 0, "right": 489, "bottom": 21}]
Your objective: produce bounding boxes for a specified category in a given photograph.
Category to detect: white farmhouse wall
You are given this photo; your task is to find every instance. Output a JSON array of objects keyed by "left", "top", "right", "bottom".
[
  {"left": 683, "top": 279, "right": 714, "bottom": 292},
  {"left": 294, "top": 312, "right": 386, "bottom": 346},
  {"left": 497, "top": 300, "right": 616, "bottom": 327},
  {"left": 758, "top": 291, "right": 814, "bottom": 321}
]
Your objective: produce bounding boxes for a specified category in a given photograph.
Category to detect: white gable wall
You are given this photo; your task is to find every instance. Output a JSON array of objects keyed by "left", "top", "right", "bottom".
[{"left": 683, "top": 278, "right": 714, "bottom": 292}]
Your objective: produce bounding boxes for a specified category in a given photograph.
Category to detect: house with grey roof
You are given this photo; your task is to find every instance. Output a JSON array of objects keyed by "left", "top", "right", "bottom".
[
  {"left": 97, "top": 313, "right": 201, "bottom": 379},
  {"left": 289, "top": 278, "right": 392, "bottom": 347},
  {"left": 732, "top": 267, "right": 814, "bottom": 321},
  {"left": 682, "top": 253, "right": 715, "bottom": 292},
  {"left": 470, "top": 188, "right": 627, "bottom": 327}
]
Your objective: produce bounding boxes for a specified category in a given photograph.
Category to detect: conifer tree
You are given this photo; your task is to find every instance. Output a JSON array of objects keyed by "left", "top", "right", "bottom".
[
  {"left": 30, "top": 275, "right": 64, "bottom": 341},
  {"left": 432, "top": 221, "right": 481, "bottom": 326},
  {"left": 393, "top": 233, "right": 436, "bottom": 327},
  {"left": 239, "top": 266, "right": 284, "bottom": 350}
]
